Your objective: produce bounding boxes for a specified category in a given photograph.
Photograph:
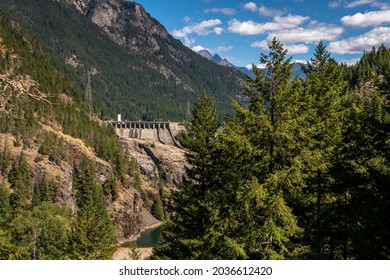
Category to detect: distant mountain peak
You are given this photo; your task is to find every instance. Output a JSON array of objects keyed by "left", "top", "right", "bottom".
[
  {"left": 197, "top": 49, "right": 212, "bottom": 60},
  {"left": 211, "top": 53, "right": 223, "bottom": 64},
  {"left": 197, "top": 49, "right": 255, "bottom": 79}
]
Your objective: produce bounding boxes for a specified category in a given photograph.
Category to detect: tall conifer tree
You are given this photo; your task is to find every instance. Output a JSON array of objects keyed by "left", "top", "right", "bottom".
[
  {"left": 9, "top": 152, "right": 32, "bottom": 213},
  {"left": 301, "top": 41, "right": 346, "bottom": 258},
  {"left": 153, "top": 92, "right": 219, "bottom": 259},
  {"left": 71, "top": 156, "right": 115, "bottom": 259},
  {"left": 212, "top": 38, "right": 307, "bottom": 259}
]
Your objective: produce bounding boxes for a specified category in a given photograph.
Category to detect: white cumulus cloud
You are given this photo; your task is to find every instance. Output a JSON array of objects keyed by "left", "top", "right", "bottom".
[
  {"left": 228, "top": 14, "right": 309, "bottom": 35},
  {"left": 285, "top": 44, "right": 310, "bottom": 54},
  {"left": 267, "top": 22, "right": 344, "bottom": 43},
  {"left": 243, "top": 2, "right": 258, "bottom": 12},
  {"left": 172, "top": 19, "right": 223, "bottom": 37},
  {"left": 328, "top": 27, "right": 390, "bottom": 54},
  {"left": 243, "top": 2, "right": 286, "bottom": 17},
  {"left": 251, "top": 40, "right": 309, "bottom": 54},
  {"left": 341, "top": 10, "right": 390, "bottom": 27},
  {"left": 191, "top": 45, "right": 209, "bottom": 52}
]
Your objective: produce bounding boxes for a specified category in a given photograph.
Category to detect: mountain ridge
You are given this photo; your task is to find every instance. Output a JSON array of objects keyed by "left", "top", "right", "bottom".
[{"left": 0, "top": 0, "right": 245, "bottom": 120}]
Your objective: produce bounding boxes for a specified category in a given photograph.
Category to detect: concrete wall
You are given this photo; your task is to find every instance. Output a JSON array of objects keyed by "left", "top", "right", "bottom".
[{"left": 111, "top": 121, "right": 184, "bottom": 147}]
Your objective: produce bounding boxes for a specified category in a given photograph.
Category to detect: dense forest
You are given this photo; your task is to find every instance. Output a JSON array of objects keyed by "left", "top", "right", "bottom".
[
  {"left": 0, "top": 12, "right": 139, "bottom": 259},
  {"left": 154, "top": 39, "right": 390, "bottom": 260}
]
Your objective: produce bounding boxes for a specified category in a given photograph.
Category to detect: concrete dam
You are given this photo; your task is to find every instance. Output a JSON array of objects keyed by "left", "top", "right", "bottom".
[{"left": 110, "top": 121, "right": 184, "bottom": 147}]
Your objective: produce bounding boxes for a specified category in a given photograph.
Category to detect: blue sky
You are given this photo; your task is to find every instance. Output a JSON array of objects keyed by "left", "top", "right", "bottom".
[{"left": 134, "top": 0, "right": 390, "bottom": 67}]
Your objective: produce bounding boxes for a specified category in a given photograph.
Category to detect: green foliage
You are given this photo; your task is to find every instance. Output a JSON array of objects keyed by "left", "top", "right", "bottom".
[
  {"left": 0, "top": 11, "right": 138, "bottom": 189},
  {"left": 210, "top": 38, "right": 305, "bottom": 259},
  {"left": 0, "top": 185, "right": 11, "bottom": 227},
  {"left": 71, "top": 156, "right": 115, "bottom": 259},
  {"left": 10, "top": 202, "right": 73, "bottom": 259},
  {"left": 8, "top": 152, "right": 32, "bottom": 213},
  {"left": 331, "top": 45, "right": 390, "bottom": 259},
  {"left": 156, "top": 39, "right": 390, "bottom": 260},
  {"left": 103, "top": 174, "right": 119, "bottom": 202},
  {"left": 38, "top": 132, "right": 68, "bottom": 165},
  {"left": 154, "top": 92, "right": 219, "bottom": 259},
  {"left": 0, "top": 137, "right": 11, "bottom": 175},
  {"left": 32, "top": 171, "right": 54, "bottom": 207},
  {"left": 152, "top": 195, "right": 165, "bottom": 221},
  {"left": 297, "top": 41, "right": 347, "bottom": 258}
]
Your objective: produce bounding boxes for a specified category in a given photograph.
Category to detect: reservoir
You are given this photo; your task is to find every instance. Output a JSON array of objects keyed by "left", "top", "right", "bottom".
[{"left": 124, "top": 225, "right": 162, "bottom": 248}]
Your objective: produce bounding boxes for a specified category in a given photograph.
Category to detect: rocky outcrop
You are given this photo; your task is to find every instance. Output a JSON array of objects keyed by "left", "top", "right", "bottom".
[
  {"left": 59, "top": 0, "right": 185, "bottom": 63},
  {"left": 120, "top": 138, "right": 187, "bottom": 187}
]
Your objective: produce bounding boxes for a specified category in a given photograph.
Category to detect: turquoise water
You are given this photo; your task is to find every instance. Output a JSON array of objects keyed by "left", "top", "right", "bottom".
[{"left": 124, "top": 226, "right": 162, "bottom": 248}]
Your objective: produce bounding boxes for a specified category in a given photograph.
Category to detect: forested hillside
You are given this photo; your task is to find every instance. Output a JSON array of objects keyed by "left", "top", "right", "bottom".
[
  {"left": 0, "top": 12, "right": 156, "bottom": 259},
  {"left": 154, "top": 40, "right": 390, "bottom": 260},
  {"left": 0, "top": 0, "right": 245, "bottom": 120}
]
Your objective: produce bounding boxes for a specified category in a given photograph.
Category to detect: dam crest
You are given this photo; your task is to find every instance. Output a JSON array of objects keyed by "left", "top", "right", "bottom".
[{"left": 110, "top": 121, "right": 184, "bottom": 147}]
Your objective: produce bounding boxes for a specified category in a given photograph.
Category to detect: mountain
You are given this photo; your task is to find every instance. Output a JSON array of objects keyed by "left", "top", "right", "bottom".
[
  {"left": 0, "top": 0, "right": 245, "bottom": 120},
  {"left": 197, "top": 49, "right": 212, "bottom": 60},
  {"left": 196, "top": 49, "right": 306, "bottom": 80},
  {"left": 292, "top": 62, "right": 306, "bottom": 79},
  {"left": 197, "top": 49, "right": 256, "bottom": 79}
]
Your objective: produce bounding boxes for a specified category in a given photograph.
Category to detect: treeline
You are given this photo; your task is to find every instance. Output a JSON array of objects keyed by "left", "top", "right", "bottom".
[
  {"left": 154, "top": 39, "right": 390, "bottom": 260},
  {"left": 0, "top": 12, "right": 139, "bottom": 259}
]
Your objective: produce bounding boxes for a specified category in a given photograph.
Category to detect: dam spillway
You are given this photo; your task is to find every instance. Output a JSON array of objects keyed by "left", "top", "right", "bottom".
[{"left": 110, "top": 121, "right": 184, "bottom": 147}]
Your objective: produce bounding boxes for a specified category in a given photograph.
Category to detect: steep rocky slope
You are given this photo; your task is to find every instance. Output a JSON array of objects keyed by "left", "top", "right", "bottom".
[{"left": 0, "top": 129, "right": 161, "bottom": 242}]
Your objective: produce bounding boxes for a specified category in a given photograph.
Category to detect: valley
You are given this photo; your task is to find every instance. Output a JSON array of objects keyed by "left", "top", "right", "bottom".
[{"left": 0, "top": 0, "right": 389, "bottom": 261}]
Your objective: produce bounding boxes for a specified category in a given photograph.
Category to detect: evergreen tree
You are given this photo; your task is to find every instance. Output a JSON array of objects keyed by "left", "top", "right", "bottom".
[
  {"left": 333, "top": 45, "right": 390, "bottom": 259},
  {"left": 300, "top": 41, "right": 346, "bottom": 258},
  {"left": 9, "top": 152, "right": 32, "bottom": 213},
  {"left": 0, "top": 184, "right": 11, "bottom": 227},
  {"left": 153, "top": 92, "right": 219, "bottom": 259},
  {"left": 0, "top": 137, "right": 11, "bottom": 175},
  {"left": 211, "top": 38, "right": 306, "bottom": 259},
  {"left": 152, "top": 195, "right": 164, "bottom": 221},
  {"left": 32, "top": 171, "right": 53, "bottom": 207},
  {"left": 11, "top": 202, "right": 73, "bottom": 259},
  {"left": 71, "top": 156, "right": 115, "bottom": 259}
]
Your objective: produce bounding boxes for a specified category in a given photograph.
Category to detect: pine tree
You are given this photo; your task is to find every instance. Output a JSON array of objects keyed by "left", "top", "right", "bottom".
[
  {"left": 211, "top": 38, "right": 307, "bottom": 259},
  {"left": 0, "top": 184, "right": 11, "bottom": 227},
  {"left": 152, "top": 195, "right": 164, "bottom": 221},
  {"left": 71, "top": 156, "right": 115, "bottom": 259},
  {"left": 153, "top": 92, "right": 219, "bottom": 259},
  {"left": 0, "top": 137, "right": 11, "bottom": 176},
  {"left": 333, "top": 45, "right": 390, "bottom": 259},
  {"left": 32, "top": 171, "right": 53, "bottom": 207},
  {"left": 9, "top": 152, "right": 32, "bottom": 213},
  {"left": 300, "top": 41, "right": 346, "bottom": 258}
]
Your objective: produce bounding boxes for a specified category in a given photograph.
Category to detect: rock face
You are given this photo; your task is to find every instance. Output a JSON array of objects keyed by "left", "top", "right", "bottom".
[
  {"left": 121, "top": 138, "right": 187, "bottom": 187},
  {"left": 0, "top": 129, "right": 161, "bottom": 241},
  {"left": 59, "top": 0, "right": 186, "bottom": 69}
]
